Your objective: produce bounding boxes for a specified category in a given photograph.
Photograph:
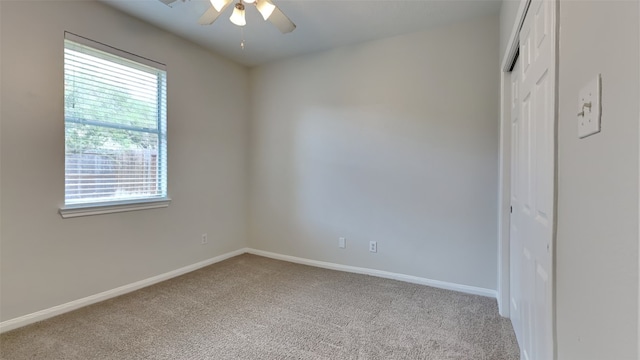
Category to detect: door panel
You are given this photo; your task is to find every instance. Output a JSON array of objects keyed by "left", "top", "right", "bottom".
[{"left": 535, "top": 69, "right": 551, "bottom": 223}]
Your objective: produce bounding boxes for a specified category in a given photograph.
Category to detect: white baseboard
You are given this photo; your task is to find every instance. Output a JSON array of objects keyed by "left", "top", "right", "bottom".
[
  {"left": 0, "top": 248, "right": 246, "bottom": 334},
  {"left": 2, "top": 247, "right": 497, "bottom": 333},
  {"left": 497, "top": 292, "right": 507, "bottom": 317},
  {"left": 246, "top": 248, "right": 497, "bottom": 299}
]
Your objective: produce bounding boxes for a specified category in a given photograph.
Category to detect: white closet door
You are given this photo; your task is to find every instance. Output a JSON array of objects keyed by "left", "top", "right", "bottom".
[{"left": 511, "top": 0, "right": 556, "bottom": 358}]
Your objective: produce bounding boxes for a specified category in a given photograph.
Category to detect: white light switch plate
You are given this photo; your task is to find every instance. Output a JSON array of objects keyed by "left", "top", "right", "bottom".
[{"left": 578, "top": 75, "right": 601, "bottom": 139}]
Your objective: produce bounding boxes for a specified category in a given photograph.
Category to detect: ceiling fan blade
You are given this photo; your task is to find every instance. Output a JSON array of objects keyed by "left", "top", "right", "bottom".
[
  {"left": 198, "top": 0, "right": 233, "bottom": 25},
  {"left": 268, "top": 6, "right": 296, "bottom": 34},
  {"left": 158, "top": 0, "right": 179, "bottom": 7}
]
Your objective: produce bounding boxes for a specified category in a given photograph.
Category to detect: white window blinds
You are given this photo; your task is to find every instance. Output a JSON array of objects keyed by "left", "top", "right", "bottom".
[{"left": 64, "top": 33, "right": 167, "bottom": 206}]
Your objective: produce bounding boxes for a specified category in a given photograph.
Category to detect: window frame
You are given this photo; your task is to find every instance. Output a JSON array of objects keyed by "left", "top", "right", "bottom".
[{"left": 59, "top": 32, "right": 170, "bottom": 218}]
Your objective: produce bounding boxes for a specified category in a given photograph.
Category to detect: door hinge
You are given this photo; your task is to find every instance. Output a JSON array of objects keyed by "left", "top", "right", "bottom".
[{"left": 510, "top": 206, "right": 513, "bottom": 214}]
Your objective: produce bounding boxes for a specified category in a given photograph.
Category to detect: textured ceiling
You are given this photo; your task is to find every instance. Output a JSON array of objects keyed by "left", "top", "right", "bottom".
[{"left": 100, "top": 0, "right": 501, "bottom": 67}]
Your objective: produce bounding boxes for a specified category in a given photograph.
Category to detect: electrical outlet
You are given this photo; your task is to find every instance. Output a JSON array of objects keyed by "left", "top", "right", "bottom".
[
  {"left": 338, "top": 237, "right": 346, "bottom": 249},
  {"left": 369, "top": 241, "right": 377, "bottom": 253},
  {"left": 201, "top": 233, "right": 208, "bottom": 245}
]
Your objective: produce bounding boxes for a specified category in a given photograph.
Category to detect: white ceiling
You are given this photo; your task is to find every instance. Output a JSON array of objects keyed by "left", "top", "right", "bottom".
[{"left": 100, "top": 0, "right": 501, "bottom": 67}]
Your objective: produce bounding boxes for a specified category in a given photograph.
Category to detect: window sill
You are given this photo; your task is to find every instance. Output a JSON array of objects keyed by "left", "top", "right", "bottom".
[{"left": 59, "top": 198, "right": 171, "bottom": 218}]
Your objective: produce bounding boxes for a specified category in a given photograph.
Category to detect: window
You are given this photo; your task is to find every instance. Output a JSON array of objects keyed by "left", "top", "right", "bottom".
[{"left": 61, "top": 33, "right": 168, "bottom": 217}]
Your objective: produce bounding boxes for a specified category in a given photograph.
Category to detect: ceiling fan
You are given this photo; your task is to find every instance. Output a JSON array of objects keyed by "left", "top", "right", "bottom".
[{"left": 159, "top": 0, "right": 296, "bottom": 34}]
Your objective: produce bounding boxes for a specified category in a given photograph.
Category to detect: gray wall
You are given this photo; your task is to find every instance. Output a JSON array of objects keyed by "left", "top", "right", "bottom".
[
  {"left": 0, "top": 1, "right": 250, "bottom": 322},
  {"left": 499, "top": 0, "right": 523, "bottom": 61},
  {"left": 556, "top": 1, "right": 639, "bottom": 359},
  {"left": 248, "top": 15, "right": 500, "bottom": 290}
]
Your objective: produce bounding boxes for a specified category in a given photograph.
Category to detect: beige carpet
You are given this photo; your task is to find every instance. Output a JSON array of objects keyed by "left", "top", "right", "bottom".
[{"left": 0, "top": 254, "right": 520, "bottom": 360}]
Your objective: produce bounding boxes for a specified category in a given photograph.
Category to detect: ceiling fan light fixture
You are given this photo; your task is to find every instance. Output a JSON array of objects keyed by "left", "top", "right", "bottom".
[
  {"left": 244, "top": 0, "right": 256, "bottom": 3},
  {"left": 229, "top": 3, "right": 246, "bottom": 26},
  {"left": 209, "top": 0, "right": 228, "bottom": 12},
  {"left": 256, "top": 0, "right": 276, "bottom": 20}
]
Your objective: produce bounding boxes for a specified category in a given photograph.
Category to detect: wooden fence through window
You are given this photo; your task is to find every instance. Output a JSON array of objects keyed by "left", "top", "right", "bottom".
[{"left": 65, "top": 149, "right": 159, "bottom": 202}]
